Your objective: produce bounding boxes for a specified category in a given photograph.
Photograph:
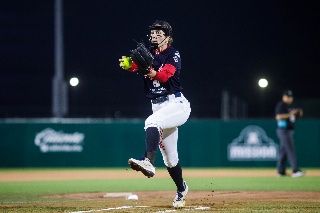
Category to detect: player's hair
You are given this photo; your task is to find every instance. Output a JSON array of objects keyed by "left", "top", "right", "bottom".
[{"left": 149, "top": 20, "right": 173, "bottom": 45}]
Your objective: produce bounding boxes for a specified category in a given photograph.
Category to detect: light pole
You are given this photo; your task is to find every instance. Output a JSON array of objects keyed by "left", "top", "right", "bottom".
[{"left": 52, "top": 0, "right": 68, "bottom": 118}]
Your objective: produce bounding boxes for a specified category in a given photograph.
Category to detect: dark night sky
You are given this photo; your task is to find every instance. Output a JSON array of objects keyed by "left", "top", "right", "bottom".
[{"left": 1, "top": 0, "right": 319, "bottom": 119}]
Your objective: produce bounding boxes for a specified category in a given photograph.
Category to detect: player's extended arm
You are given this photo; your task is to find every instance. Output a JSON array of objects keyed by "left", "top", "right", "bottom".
[{"left": 275, "top": 109, "right": 299, "bottom": 120}]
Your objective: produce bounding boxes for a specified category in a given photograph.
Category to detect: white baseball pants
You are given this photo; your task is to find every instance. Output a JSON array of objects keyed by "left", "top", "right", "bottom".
[{"left": 145, "top": 93, "right": 191, "bottom": 167}]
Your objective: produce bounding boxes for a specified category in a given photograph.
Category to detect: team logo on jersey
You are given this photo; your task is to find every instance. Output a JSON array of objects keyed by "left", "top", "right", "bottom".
[
  {"left": 173, "top": 52, "right": 180, "bottom": 62},
  {"left": 227, "top": 125, "right": 278, "bottom": 161},
  {"left": 153, "top": 80, "right": 160, "bottom": 87}
]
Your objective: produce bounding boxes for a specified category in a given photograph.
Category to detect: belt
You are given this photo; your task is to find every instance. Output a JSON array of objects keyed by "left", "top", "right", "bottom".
[{"left": 151, "top": 92, "right": 181, "bottom": 104}]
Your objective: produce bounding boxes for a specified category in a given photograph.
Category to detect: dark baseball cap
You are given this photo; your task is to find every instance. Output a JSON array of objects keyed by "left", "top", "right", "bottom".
[{"left": 283, "top": 89, "right": 293, "bottom": 97}]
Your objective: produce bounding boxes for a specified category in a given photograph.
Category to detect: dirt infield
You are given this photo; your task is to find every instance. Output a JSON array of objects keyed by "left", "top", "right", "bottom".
[
  {"left": 42, "top": 190, "right": 320, "bottom": 213},
  {"left": 1, "top": 169, "right": 320, "bottom": 182},
  {"left": 47, "top": 190, "right": 320, "bottom": 204}
]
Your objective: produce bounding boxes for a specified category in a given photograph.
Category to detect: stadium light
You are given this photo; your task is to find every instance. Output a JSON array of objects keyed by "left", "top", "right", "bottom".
[
  {"left": 70, "top": 77, "right": 79, "bottom": 87},
  {"left": 258, "top": 78, "right": 268, "bottom": 88}
]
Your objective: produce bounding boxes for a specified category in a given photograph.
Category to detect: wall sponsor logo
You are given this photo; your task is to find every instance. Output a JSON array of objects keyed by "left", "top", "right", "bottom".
[
  {"left": 227, "top": 125, "right": 278, "bottom": 161},
  {"left": 34, "top": 128, "right": 85, "bottom": 153}
]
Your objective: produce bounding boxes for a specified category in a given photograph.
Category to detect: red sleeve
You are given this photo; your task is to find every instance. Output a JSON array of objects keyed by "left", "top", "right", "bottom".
[
  {"left": 128, "top": 62, "right": 139, "bottom": 72},
  {"left": 153, "top": 64, "right": 176, "bottom": 83}
]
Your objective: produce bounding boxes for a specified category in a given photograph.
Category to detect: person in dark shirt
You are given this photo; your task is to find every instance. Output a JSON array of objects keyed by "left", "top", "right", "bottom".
[
  {"left": 275, "top": 89, "right": 305, "bottom": 178},
  {"left": 119, "top": 20, "right": 191, "bottom": 208}
]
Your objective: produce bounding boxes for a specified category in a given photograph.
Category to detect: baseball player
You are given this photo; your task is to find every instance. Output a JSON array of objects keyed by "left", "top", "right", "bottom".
[
  {"left": 275, "top": 90, "right": 305, "bottom": 178},
  {"left": 119, "top": 20, "right": 191, "bottom": 208}
]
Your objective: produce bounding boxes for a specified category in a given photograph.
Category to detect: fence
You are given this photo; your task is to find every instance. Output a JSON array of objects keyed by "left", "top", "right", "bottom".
[{"left": 0, "top": 119, "right": 319, "bottom": 167}]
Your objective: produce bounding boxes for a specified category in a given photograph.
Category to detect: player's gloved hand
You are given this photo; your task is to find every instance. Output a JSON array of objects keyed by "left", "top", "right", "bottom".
[
  {"left": 295, "top": 108, "right": 303, "bottom": 119},
  {"left": 130, "top": 42, "right": 154, "bottom": 75}
]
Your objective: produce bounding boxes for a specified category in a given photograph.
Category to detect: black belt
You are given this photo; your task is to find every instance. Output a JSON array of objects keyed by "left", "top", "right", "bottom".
[{"left": 151, "top": 92, "right": 181, "bottom": 104}]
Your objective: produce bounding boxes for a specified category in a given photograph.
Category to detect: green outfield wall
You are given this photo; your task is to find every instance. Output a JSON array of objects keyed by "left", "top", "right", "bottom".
[{"left": 0, "top": 119, "right": 319, "bottom": 167}]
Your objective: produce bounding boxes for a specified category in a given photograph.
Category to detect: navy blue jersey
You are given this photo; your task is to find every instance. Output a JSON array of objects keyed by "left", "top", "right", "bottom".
[
  {"left": 144, "top": 46, "right": 183, "bottom": 99},
  {"left": 275, "top": 101, "right": 295, "bottom": 129}
]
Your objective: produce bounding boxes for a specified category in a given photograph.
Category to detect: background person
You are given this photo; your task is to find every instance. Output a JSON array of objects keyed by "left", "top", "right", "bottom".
[{"left": 275, "top": 89, "right": 305, "bottom": 178}]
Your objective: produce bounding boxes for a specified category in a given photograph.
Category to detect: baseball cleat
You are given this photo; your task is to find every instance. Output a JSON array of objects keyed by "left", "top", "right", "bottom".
[
  {"left": 128, "top": 158, "right": 155, "bottom": 178},
  {"left": 291, "top": 171, "right": 305, "bottom": 178},
  {"left": 173, "top": 181, "right": 188, "bottom": 208}
]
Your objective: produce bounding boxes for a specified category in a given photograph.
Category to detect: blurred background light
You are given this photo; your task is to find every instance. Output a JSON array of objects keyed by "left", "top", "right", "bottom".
[
  {"left": 258, "top": 78, "right": 268, "bottom": 88},
  {"left": 70, "top": 77, "right": 79, "bottom": 87}
]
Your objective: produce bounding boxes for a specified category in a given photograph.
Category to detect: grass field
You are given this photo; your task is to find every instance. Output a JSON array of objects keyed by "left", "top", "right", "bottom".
[{"left": 0, "top": 168, "right": 320, "bottom": 212}]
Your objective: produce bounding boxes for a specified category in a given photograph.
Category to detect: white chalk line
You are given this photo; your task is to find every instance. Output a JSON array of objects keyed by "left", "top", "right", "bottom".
[
  {"left": 70, "top": 206, "right": 210, "bottom": 213},
  {"left": 154, "top": 206, "right": 211, "bottom": 213},
  {"left": 69, "top": 206, "right": 149, "bottom": 213}
]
